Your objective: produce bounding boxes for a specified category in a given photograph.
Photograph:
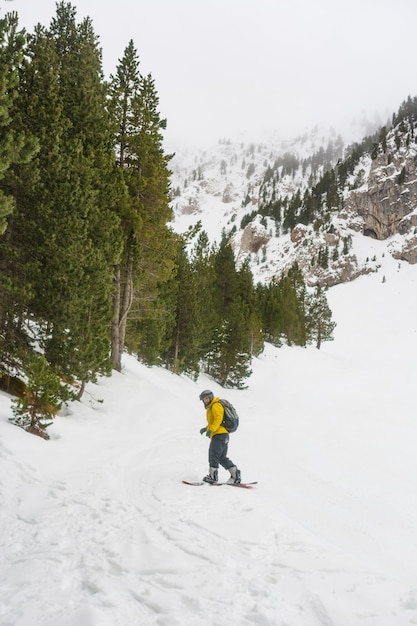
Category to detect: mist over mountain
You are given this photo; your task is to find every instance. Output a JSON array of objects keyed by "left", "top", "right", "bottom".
[{"left": 169, "top": 99, "right": 417, "bottom": 288}]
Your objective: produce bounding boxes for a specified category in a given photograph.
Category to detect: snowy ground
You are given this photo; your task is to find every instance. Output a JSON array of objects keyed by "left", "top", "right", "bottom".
[{"left": 1, "top": 246, "right": 417, "bottom": 626}]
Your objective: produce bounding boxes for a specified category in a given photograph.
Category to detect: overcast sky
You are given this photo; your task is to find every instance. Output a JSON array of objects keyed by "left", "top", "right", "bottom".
[{"left": 6, "top": 0, "right": 417, "bottom": 149}]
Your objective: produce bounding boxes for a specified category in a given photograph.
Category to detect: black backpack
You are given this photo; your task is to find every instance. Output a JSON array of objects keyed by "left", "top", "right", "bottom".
[{"left": 218, "top": 399, "right": 239, "bottom": 433}]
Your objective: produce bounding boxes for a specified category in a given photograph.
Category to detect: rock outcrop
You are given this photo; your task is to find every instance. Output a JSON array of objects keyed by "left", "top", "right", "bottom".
[
  {"left": 345, "top": 151, "right": 417, "bottom": 241},
  {"left": 239, "top": 220, "right": 271, "bottom": 254}
]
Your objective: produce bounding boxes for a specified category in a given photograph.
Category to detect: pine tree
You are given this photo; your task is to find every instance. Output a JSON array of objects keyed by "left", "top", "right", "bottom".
[
  {"left": 237, "top": 258, "right": 263, "bottom": 357},
  {"left": 0, "top": 12, "right": 38, "bottom": 234},
  {"left": 205, "top": 239, "right": 252, "bottom": 388},
  {"left": 162, "top": 240, "right": 200, "bottom": 375},
  {"left": 0, "top": 12, "right": 39, "bottom": 376},
  {"left": 282, "top": 263, "right": 307, "bottom": 346},
  {"left": 306, "top": 285, "right": 336, "bottom": 349},
  {"left": 42, "top": 4, "right": 121, "bottom": 392},
  {"left": 10, "top": 353, "right": 73, "bottom": 439},
  {"left": 159, "top": 227, "right": 218, "bottom": 378},
  {"left": 206, "top": 315, "right": 252, "bottom": 388},
  {"left": 128, "top": 270, "right": 177, "bottom": 367},
  {"left": 2, "top": 3, "right": 122, "bottom": 394},
  {"left": 109, "top": 41, "right": 175, "bottom": 371},
  {"left": 190, "top": 229, "right": 218, "bottom": 358},
  {"left": 257, "top": 282, "right": 285, "bottom": 346},
  {"left": 258, "top": 263, "right": 307, "bottom": 347},
  {"left": 278, "top": 276, "right": 304, "bottom": 345}
]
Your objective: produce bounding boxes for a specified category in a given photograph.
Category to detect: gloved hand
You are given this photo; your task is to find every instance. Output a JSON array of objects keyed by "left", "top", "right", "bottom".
[
  {"left": 200, "top": 427, "right": 207, "bottom": 435},
  {"left": 206, "top": 429, "right": 212, "bottom": 438}
]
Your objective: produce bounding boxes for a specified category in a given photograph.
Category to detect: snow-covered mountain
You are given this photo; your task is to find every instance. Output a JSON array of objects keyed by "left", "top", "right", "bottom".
[
  {"left": 170, "top": 105, "right": 417, "bottom": 288},
  {"left": 170, "top": 126, "right": 348, "bottom": 252}
]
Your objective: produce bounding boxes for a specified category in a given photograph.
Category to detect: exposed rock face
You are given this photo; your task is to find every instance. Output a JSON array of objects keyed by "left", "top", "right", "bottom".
[
  {"left": 222, "top": 183, "right": 234, "bottom": 203},
  {"left": 237, "top": 135, "right": 417, "bottom": 285},
  {"left": 307, "top": 256, "right": 373, "bottom": 288},
  {"left": 391, "top": 235, "right": 417, "bottom": 264},
  {"left": 290, "top": 224, "right": 308, "bottom": 246},
  {"left": 345, "top": 151, "right": 417, "bottom": 240},
  {"left": 280, "top": 233, "right": 375, "bottom": 288},
  {"left": 180, "top": 200, "right": 200, "bottom": 215},
  {"left": 240, "top": 221, "right": 271, "bottom": 254},
  {"left": 398, "top": 211, "right": 417, "bottom": 235}
]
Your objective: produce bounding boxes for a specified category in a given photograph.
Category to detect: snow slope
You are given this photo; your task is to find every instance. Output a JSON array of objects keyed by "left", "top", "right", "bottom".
[{"left": 1, "top": 244, "right": 416, "bottom": 626}]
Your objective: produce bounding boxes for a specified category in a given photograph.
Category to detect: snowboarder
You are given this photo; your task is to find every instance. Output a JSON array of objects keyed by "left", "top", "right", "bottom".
[{"left": 199, "top": 389, "right": 241, "bottom": 484}]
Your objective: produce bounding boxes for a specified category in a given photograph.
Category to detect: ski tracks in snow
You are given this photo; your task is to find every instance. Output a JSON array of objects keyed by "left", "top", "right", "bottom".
[
  {"left": 118, "top": 445, "right": 334, "bottom": 626},
  {"left": 95, "top": 423, "right": 297, "bottom": 626},
  {"left": 2, "top": 352, "right": 416, "bottom": 626}
]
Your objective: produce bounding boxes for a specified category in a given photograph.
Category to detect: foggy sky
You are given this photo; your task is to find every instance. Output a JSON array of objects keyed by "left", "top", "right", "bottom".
[{"left": 7, "top": 0, "right": 417, "bottom": 149}]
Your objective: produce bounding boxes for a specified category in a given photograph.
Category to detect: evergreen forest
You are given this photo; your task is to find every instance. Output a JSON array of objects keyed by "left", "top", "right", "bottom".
[{"left": 0, "top": 3, "right": 335, "bottom": 438}]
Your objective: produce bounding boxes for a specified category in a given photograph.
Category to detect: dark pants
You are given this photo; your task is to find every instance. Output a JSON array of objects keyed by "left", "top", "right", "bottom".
[{"left": 209, "top": 433, "right": 234, "bottom": 470}]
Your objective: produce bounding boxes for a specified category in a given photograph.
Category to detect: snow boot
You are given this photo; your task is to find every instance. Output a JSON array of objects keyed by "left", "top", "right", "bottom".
[
  {"left": 203, "top": 467, "right": 218, "bottom": 484},
  {"left": 227, "top": 466, "right": 241, "bottom": 484}
]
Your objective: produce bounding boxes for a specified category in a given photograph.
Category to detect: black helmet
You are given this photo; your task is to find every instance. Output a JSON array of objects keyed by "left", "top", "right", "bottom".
[{"left": 199, "top": 389, "right": 213, "bottom": 403}]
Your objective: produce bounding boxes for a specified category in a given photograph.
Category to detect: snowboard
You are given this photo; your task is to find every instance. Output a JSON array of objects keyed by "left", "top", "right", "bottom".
[{"left": 182, "top": 480, "right": 257, "bottom": 489}]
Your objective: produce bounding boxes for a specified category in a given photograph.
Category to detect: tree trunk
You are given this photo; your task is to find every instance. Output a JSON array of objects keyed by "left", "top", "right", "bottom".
[
  {"left": 111, "top": 265, "right": 122, "bottom": 370},
  {"left": 316, "top": 320, "right": 322, "bottom": 350},
  {"left": 111, "top": 251, "right": 134, "bottom": 371}
]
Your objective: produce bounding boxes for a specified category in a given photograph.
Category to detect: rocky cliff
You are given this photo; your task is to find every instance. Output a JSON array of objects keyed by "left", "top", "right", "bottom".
[
  {"left": 342, "top": 141, "right": 417, "bottom": 264},
  {"left": 171, "top": 108, "right": 417, "bottom": 287}
]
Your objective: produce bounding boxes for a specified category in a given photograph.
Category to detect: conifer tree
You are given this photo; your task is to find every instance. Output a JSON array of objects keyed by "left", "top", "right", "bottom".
[
  {"left": 257, "top": 282, "right": 285, "bottom": 346},
  {"left": 0, "top": 12, "right": 38, "bottom": 375},
  {"left": 159, "top": 227, "right": 217, "bottom": 378},
  {"left": 109, "top": 41, "right": 175, "bottom": 371},
  {"left": 41, "top": 4, "right": 121, "bottom": 392},
  {"left": 205, "top": 239, "right": 252, "bottom": 388},
  {"left": 128, "top": 271, "right": 177, "bottom": 367},
  {"left": 206, "top": 315, "right": 252, "bottom": 388},
  {"left": 281, "top": 263, "right": 307, "bottom": 345},
  {"left": 2, "top": 3, "right": 122, "bottom": 395},
  {"left": 258, "top": 263, "right": 307, "bottom": 347},
  {"left": 237, "top": 258, "right": 263, "bottom": 357},
  {"left": 10, "top": 353, "right": 73, "bottom": 439},
  {"left": 278, "top": 275, "right": 304, "bottom": 345},
  {"left": 306, "top": 285, "right": 336, "bottom": 349},
  {"left": 189, "top": 229, "right": 218, "bottom": 358},
  {"left": 161, "top": 230, "right": 260, "bottom": 386},
  {"left": 0, "top": 11, "right": 37, "bottom": 234},
  {"left": 162, "top": 240, "right": 200, "bottom": 375}
]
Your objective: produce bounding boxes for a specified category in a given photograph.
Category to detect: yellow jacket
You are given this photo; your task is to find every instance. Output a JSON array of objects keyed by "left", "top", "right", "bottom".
[{"left": 205, "top": 397, "right": 228, "bottom": 438}]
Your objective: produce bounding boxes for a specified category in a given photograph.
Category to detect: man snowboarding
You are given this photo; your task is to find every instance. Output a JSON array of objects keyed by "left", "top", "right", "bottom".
[{"left": 199, "top": 389, "right": 241, "bottom": 484}]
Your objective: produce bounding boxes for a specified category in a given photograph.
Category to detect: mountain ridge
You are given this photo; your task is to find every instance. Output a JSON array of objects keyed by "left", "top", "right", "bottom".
[{"left": 170, "top": 99, "right": 417, "bottom": 287}]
